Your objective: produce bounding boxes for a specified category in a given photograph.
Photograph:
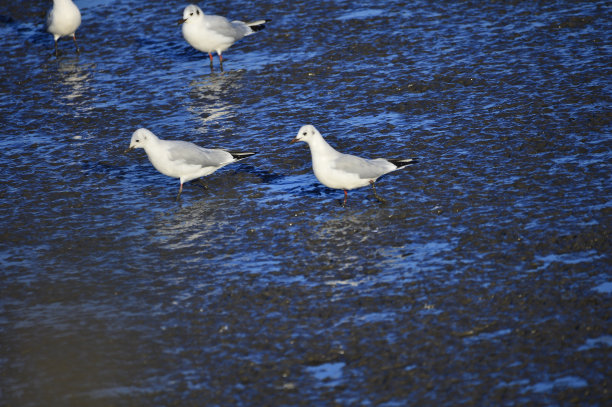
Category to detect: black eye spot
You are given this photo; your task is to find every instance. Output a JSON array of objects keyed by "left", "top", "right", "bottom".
[
  {"left": 302, "top": 132, "right": 307, "bottom": 136},
  {"left": 196, "top": 9, "right": 200, "bottom": 15}
]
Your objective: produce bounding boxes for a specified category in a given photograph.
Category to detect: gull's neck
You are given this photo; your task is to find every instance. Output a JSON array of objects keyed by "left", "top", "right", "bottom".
[
  {"left": 143, "top": 133, "right": 162, "bottom": 154},
  {"left": 306, "top": 132, "right": 340, "bottom": 159}
]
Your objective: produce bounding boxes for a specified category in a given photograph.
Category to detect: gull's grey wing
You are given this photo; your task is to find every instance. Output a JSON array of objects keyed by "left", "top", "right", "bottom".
[
  {"left": 206, "top": 15, "right": 248, "bottom": 40},
  {"left": 229, "top": 20, "right": 252, "bottom": 37},
  {"left": 167, "top": 141, "right": 233, "bottom": 167},
  {"left": 331, "top": 154, "right": 392, "bottom": 180}
]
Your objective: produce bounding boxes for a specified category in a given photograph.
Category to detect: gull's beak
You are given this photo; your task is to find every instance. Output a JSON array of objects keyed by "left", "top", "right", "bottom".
[
  {"left": 124, "top": 146, "right": 134, "bottom": 154},
  {"left": 177, "top": 18, "right": 186, "bottom": 25},
  {"left": 290, "top": 138, "right": 299, "bottom": 144}
]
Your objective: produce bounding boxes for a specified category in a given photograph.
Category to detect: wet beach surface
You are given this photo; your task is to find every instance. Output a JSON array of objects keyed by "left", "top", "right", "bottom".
[{"left": 1, "top": 0, "right": 611, "bottom": 405}]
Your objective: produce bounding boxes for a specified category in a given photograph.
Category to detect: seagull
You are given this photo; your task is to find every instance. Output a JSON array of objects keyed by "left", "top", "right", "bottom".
[
  {"left": 126, "top": 128, "right": 256, "bottom": 200},
  {"left": 178, "top": 4, "right": 269, "bottom": 71},
  {"left": 291, "top": 125, "right": 418, "bottom": 207},
  {"left": 47, "top": 0, "right": 82, "bottom": 57}
]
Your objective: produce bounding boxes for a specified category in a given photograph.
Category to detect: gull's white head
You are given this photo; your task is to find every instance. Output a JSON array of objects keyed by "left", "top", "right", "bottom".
[
  {"left": 180, "top": 4, "right": 204, "bottom": 24},
  {"left": 128, "top": 128, "right": 156, "bottom": 151},
  {"left": 291, "top": 124, "right": 319, "bottom": 144}
]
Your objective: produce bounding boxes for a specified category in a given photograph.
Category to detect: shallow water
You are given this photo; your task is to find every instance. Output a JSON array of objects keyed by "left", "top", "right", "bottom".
[{"left": 1, "top": 0, "right": 610, "bottom": 405}]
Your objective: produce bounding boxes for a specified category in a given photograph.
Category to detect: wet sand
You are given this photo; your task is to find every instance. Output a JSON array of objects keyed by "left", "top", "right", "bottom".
[{"left": 1, "top": 0, "right": 610, "bottom": 405}]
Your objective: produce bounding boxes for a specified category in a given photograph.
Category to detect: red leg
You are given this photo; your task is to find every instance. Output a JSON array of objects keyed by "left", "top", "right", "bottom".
[
  {"left": 72, "top": 33, "right": 80, "bottom": 53},
  {"left": 208, "top": 53, "right": 214, "bottom": 70},
  {"left": 218, "top": 53, "right": 224, "bottom": 71},
  {"left": 176, "top": 182, "right": 183, "bottom": 201},
  {"left": 342, "top": 190, "right": 348, "bottom": 207}
]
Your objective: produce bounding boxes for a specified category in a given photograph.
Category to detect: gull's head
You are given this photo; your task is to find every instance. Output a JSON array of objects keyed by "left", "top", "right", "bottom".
[
  {"left": 179, "top": 4, "right": 204, "bottom": 24},
  {"left": 126, "top": 128, "right": 155, "bottom": 152},
  {"left": 291, "top": 124, "right": 319, "bottom": 144}
]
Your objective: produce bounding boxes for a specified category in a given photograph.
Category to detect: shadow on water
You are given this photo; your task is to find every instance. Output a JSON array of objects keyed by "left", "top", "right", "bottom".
[
  {"left": 187, "top": 71, "right": 246, "bottom": 129},
  {"left": 53, "top": 59, "right": 93, "bottom": 105}
]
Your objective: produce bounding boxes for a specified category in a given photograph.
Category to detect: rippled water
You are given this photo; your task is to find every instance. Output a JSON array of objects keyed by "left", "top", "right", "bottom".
[{"left": 1, "top": 0, "right": 610, "bottom": 405}]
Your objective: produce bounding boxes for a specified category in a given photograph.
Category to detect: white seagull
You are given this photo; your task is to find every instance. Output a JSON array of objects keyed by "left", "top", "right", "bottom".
[
  {"left": 126, "top": 128, "right": 256, "bottom": 200},
  {"left": 47, "top": 0, "right": 82, "bottom": 57},
  {"left": 178, "top": 4, "right": 269, "bottom": 71},
  {"left": 291, "top": 125, "right": 418, "bottom": 207}
]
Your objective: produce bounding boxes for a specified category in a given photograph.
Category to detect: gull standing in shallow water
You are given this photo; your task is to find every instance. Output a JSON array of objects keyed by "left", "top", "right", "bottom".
[
  {"left": 291, "top": 125, "right": 418, "bottom": 207},
  {"left": 126, "top": 128, "right": 256, "bottom": 200},
  {"left": 178, "top": 4, "right": 269, "bottom": 71},
  {"left": 47, "top": 0, "right": 81, "bottom": 57}
]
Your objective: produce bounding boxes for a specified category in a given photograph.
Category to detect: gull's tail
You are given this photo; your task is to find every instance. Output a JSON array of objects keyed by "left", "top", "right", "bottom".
[
  {"left": 246, "top": 19, "right": 270, "bottom": 33},
  {"left": 388, "top": 158, "right": 418, "bottom": 169},
  {"left": 229, "top": 151, "right": 257, "bottom": 161}
]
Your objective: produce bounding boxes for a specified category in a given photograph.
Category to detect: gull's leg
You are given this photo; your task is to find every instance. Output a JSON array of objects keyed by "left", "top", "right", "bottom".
[
  {"left": 54, "top": 38, "right": 59, "bottom": 57},
  {"left": 176, "top": 182, "right": 183, "bottom": 201},
  {"left": 208, "top": 53, "right": 214, "bottom": 70},
  {"left": 370, "top": 180, "right": 386, "bottom": 203},
  {"left": 218, "top": 53, "right": 224, "bottom": 72},
  {"left": 342, "top": 190, "right": 348, "bottom": 207},
  {"left": 72, "top": 33, "right": 80, "bottom": 53}
]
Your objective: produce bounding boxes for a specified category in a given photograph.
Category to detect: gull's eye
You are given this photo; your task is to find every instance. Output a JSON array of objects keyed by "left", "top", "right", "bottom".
[
  {"left": 190, "top": 12, "right": 193, "bottom": 16},
  {"left": 302, "top": 132, "right": 307, "bottom": 136},
  {"left": 196, "top": 10, "right": 200, "bottom": 15}
]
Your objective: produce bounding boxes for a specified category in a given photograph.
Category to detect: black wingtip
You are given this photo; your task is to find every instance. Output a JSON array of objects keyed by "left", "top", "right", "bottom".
[
  {"left": 249, "top": 19, "right": 270, "bottom": 32},
  {"left": 230, "top": 151, "right": 257, "bottom": 160},
  {"left": 388, "top": 158, "right": 418, "bottom": 168}
]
